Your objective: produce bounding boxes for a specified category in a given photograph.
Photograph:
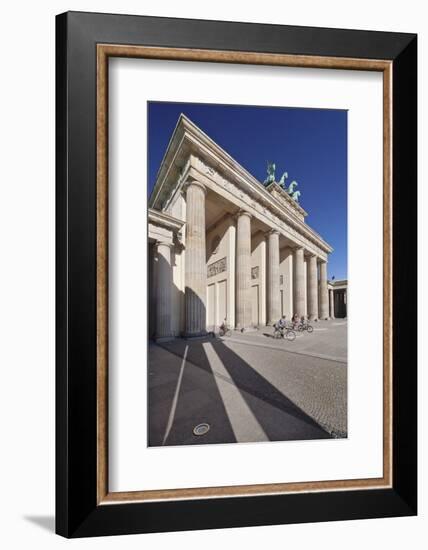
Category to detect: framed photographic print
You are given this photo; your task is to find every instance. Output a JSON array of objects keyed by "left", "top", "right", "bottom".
[{"left": 56, "top": 11, "right": 417, "bottom": 537}]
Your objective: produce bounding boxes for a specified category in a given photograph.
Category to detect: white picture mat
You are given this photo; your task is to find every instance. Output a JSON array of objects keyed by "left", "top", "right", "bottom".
[{"left": 108, "top": 58, "right": 383, "bottom": 493}]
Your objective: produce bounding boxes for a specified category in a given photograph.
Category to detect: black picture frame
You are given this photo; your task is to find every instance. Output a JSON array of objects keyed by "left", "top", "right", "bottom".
[{"left": 56, "top": 11, "right": 417, "bottom": 538}]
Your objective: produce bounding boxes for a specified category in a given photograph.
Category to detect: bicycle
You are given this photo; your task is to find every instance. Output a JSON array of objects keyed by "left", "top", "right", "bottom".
[
  {"left": 273, "top": 324, "right": 296, "bottom": 341},
  {"left": 297, "top": 321, "right": 313, "bottom": 333}
]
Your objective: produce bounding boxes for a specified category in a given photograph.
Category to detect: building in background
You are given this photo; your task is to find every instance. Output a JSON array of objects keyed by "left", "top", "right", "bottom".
[
  {"left": 148, "top": 115, "right": 338, "bottom": 341},
  {"left": 328, "top": 279, "right": 348, "bottom": 319}
]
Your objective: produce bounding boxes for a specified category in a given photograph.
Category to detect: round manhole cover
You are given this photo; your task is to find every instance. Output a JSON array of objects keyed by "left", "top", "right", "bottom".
[{"left": 193, "top": 423, "right": 210, "bottom": 436}]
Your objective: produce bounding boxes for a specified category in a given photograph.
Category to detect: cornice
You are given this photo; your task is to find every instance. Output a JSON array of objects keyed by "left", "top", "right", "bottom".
[{"left": 148, "top": 208, "right": 184, "bottom": 233}]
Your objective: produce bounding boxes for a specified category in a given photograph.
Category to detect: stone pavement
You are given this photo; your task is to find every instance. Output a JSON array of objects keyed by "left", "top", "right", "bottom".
[
  {"left": 227, "top": 320, "right": 347, "bottom": 362},
  {"left": 148, "top": 320, "right": 347, "bottom": 447}
]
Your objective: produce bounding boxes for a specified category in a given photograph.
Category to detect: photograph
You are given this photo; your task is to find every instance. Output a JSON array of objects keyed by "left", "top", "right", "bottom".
[
  {"left": 0, "top": 0, "right": 422, "bottom": 545},
  {"left": 147, "top": 101, "right": 348, "bottom": 446}
]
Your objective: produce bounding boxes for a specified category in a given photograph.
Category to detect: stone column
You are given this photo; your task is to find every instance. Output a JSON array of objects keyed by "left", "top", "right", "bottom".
[
  {"left": 267, "top": 230, "right": 280, "bottom": 325},
  {"left": 329, "top": 289, "right": 336, "bottom": 319},
  {"left": 184, "top": 180, "right": 207, "bottom": 337},
  {"left": 307, "top": 254, "right": 318, "bottom": 321},
  {"left": 293, "top": 247, "right": 305, "bottom": 318},
  {"left": 319, "top": 260, "right": 329, "bottom": 320},
  {"left": 235, "top": 210, "right": 252, "bottom": 330},
  {"left": 155, "top": 241, "right": 173, "bottom": 341}
]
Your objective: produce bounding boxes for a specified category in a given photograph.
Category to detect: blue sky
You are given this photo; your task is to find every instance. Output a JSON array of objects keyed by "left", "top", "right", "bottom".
[{"left": 148, "top": 102, "right": 347, "bottom": 280}]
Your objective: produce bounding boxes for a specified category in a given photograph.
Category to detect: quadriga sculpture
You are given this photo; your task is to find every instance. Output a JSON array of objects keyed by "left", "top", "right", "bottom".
[{"left": 262, "top": 162, "right": 301, "bottom": 203}]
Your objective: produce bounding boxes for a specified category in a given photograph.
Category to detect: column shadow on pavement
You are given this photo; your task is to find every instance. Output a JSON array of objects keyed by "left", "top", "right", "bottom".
[
  {"left": 151, "top": 337, "right": 330, "bottom": 446},
  {"left": 148, "top": 339, "right": 236, "bottom": 446},
  {"left": 212, "top": 340, "right": 330, "bottom": 441}
]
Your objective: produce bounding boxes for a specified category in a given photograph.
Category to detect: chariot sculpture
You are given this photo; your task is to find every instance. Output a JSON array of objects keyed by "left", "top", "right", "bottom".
[{"left": 262, "top": 161, "right": 302, "bottom": 203}]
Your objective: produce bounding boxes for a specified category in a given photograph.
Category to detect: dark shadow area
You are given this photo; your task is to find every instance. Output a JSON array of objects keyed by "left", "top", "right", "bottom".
[
  {"left": 334, "top": 289, "right": 347, "bottom": 318},
  {"left": 148, "top": 241, "right": 156, "bottom": 339},
  {"left": 148, "top": 343, "right": 183, "bottom": 445},
  {"left": 23, "top": 515, "right": 55, "bottom": 533},
  {"left": 149, "top": 242, "right": 185, "bottom": 339},
  {"left": 149, "top": 339, "right": 236, "bottom": 446},
  {"left": 164, "top": 347, "right": 236, "bottom": 446},
  {"left": 212, "top": 341, "right": 330, "bottom": 441}
]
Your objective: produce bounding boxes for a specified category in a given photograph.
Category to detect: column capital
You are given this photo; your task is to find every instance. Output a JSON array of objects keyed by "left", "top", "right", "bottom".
[
  {"left": 234, "top": 209, "right": 252, "bottom": 221},
  {"left": 265, "top": 228, "right": 280, "bottom": 237},
  {"left": 182, "top": 178, "right": 207, "bottom": 196}
]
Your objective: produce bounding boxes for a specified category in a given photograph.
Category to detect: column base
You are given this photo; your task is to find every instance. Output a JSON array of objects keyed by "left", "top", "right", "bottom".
[{"left": 308, "top": 315, "right": 318, "bottom": 322}]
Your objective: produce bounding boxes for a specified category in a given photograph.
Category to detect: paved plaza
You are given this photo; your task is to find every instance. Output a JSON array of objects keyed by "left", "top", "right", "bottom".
[{"left": 148, "top": 320, "right": 347, "bottom": 446}]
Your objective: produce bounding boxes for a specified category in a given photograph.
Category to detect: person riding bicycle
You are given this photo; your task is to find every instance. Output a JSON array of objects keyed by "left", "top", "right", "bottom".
[
  {"left": 219, "top": 318, "right": 228, "bottom": 335},
  {"left": 273, "top": 315, "right": 296, "bottom": 341},
  {"left": 274, "top": 315, "right": 287, "bottom": 335},
  {"left": 277, "top": 315, "right": 287, "bottom": 329}
]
